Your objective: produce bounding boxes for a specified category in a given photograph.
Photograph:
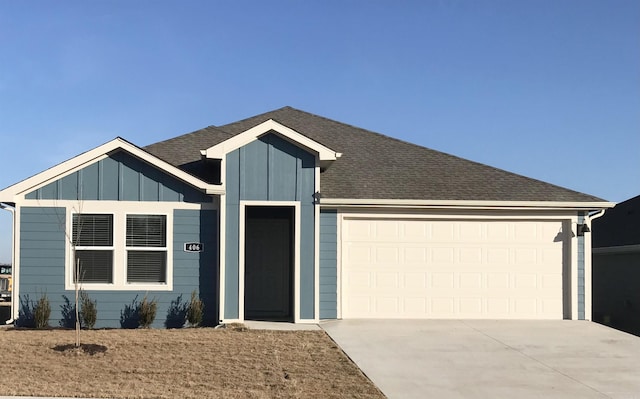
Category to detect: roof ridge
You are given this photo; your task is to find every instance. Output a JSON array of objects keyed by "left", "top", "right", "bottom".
[
  {"left": 144, "top": 125, "right": 230, "bottom": 149},
  {"left": 214, "top": 106, "right": 293, "bottom": 134}
]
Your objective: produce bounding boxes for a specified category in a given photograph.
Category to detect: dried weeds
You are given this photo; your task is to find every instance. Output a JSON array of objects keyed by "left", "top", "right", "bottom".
[{"left": 0, "top": 327, "right": 383, "bottom": 398}]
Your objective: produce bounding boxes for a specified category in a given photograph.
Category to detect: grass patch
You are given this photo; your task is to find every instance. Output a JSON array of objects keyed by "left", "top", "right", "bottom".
[{"left": 0, "top": 327, "right": 383, "bottom": 398}]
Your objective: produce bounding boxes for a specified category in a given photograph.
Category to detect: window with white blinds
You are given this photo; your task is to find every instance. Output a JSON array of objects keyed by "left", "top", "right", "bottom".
[
  {"left": 68, "top": 209, "right": 173, "bottom": 291},
  {"left": 126, "top": 215, "right": 167, "bottom": 283},
  {"left": 72, "top": 214, "right": 114, "bottom": 284}
]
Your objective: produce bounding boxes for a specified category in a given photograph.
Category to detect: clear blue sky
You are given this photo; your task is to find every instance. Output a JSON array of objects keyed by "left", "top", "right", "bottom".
[{"left": 0, "top": 1, "right": 638, "bottom": 263}]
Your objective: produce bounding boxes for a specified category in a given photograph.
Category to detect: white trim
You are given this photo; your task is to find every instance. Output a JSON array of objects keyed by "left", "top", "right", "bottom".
[
  {"left": 570, "top": 215, "right": 579, "bottom": 320},
  {"left": 22, "top": 199, "right": 214, "bottom": 210},
  {"left": 584, "top": 227, "right": 592, "bottom": 321},
  {"left": 12, "top": 205, "right": 20, "bottom": 321},
  {"left": 238, "top": 201, "right": 302, "bottom": 323},
  {"left": 320, "top": 198, "right": 615, "bottom": 210},
  {"left": 218, "top": 194, "right": 226, "bottom": 323},
  {"left": 593, "top": 244, "right": 640, "bottom": 254},
  {"left": 0, "top": 137, "right": 223, "bottom": 203},
  {"left": 338, "top": 211, "right": 578, "bottom": 221},
  {"left": 238, "top": 203, "right": 246, "bottom": 322},
  {"left": 202, "top": 119, "right": 341, "bottom": 162},
  {"left": 336, "top": 210, "right": 343, "bottom": 320},
  {"left": 313, "top": 160, "right": 321, "bottom": 322}
]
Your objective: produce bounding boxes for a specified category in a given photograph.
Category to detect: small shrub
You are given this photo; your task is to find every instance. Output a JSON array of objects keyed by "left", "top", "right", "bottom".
[
  {"left": 79, "top": 291, "right": 97, "bottom": 329},
  {"left": 187, "top": 290, "right": 204, "bottom": 327},
  {"left": 165, "top": 294, "right": 187, "bottom": 329},
  {"left": 33, "top": 293, "right": 51, "bottom": 329},
  {"left": 17, "top": 295, "right": 35, "bottom": 328},
  {"left": 138, "top": 295, "right": 158, "bottom": 328},
  {"left": 59, "top": 295, "right": 76, "bottom": 329},
  {"left": 120, "top": 296, "right": 140, "bottom": 329}
]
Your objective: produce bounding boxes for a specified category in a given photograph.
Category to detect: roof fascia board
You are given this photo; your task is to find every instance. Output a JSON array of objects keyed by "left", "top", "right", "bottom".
[
  {"left": 319, "top": 198, "right": 615, "bottom": 210},
  {"left": 0, "top": 138, "right": 223, "bottom": 201},
  {"left": 203, "top": 119, "right": 341, "bottom": 161}
]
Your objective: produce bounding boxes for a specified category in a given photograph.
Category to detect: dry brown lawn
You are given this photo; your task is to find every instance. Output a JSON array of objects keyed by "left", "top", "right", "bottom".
[{"left": 0, "top": 326, "right": 384, "bottom": 398}]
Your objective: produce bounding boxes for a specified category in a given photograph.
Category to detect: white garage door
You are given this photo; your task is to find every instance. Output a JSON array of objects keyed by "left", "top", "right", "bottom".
[{"left": 342, "top": 219, "right": 565, "bottom": 319}]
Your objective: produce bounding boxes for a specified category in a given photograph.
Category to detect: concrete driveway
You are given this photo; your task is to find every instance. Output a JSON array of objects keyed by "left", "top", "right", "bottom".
[{"left": 322, "top": 320, "right": 640, "bottom": 399}]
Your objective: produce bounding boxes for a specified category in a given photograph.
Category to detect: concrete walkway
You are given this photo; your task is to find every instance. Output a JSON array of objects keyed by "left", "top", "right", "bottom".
[
  {"left": 322, "top": 319, "right": 640, "bottom": 399},
  {"left": 243, "top": 320, "right": 321, "bottom": 330}
]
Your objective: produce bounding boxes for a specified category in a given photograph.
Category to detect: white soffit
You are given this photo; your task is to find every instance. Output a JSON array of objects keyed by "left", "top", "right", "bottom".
[
  {"left": 0, "top": 137, "right": 223, "bottom": 202},
  {"left": 201, "top": 119, "right": 342, "bottom": 162}
]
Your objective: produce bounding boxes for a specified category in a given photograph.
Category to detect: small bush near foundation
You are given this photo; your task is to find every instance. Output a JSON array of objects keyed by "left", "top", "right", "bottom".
[
  {"left": 187, "top": 290, "right": 204, "bottom": 327},
  {"left": 138, "top": 295, "right": 158, "bottom": 328},
  {"left": 80, "top": 291, "right": 97, "bottom": 329},
  {"left": 59, "top": 295, "right": 76, "bottom": 328},
  {"left": 120, "top": 297, "right": 140, "bottom": 329},
  {"left": 165, "top": 294, "right": 187, "bottom": 329},
  {"left": 18, "top": 295, "right": 35, "bottom": 328},
  {"left": 34, "top": 293, "right": 51, "bottom": 329}
]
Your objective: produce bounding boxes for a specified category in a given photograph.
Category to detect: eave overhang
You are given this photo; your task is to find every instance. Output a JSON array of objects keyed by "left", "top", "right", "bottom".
[{"left": 319, "top": 198, "right": 616, "bottom": 211}]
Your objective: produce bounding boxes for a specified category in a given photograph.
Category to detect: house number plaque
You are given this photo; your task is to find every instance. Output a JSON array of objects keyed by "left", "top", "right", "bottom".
[{"left": 184, "top": 242, "right": 204, "bottom": 252}]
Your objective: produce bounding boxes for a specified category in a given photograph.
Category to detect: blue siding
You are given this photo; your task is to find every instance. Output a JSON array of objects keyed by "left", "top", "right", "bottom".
[
  {"left": 25, "top": 151, "right": 210, "bottom": 203},
  {"left": 18, "top": 206, "right": 218, "bottom": 328},
  {"left": 240, "top": 140, "right": 269, "bottom": 200},
  {"left": 19, "top": 208, "right": 67, "bottom": 309},
  {"left": 578, "top": 214, "right": 585, "bottom": 320},
  {"left": 319, "top": 210, "right": 337, "bottom": 319},
  {"left": 225, "top": 133, "right": 316, "bottom": 320},
  {"left": 80, "top": 162, "right": 100, "bottom": 200}
]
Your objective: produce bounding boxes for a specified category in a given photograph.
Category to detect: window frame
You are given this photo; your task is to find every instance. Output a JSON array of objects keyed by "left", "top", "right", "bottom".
[
  {"left": 65, "top": 204, "right": 173, "bottom": 291},
  {"left": 72, "top": 213, "right": 115, "bottom": 284},
  {"left": 125, "top": 213, "right": 168, "bottom": 284}
]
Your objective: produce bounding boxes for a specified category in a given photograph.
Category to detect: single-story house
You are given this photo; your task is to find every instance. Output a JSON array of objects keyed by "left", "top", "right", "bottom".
[
  {"left": 0, "top": 107, "right": 614, "bottom": 327},
  {"left": 592, "top": 194, "right": 640, "bottom": 335}
]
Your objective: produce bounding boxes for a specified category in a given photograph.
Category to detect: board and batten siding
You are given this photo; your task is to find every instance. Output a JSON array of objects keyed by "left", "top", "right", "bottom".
[
  {"left": 225, "top": 133, "right": 316, "bottom": 320},
  {"left": 319, "top": 210, "right": 337, "bottom": 319},
  {"left": 19, "top": 207, "right": 218, "bottom": 328},
  {"left": 25, "top": 151, "right": 210, "bottom": 203}
]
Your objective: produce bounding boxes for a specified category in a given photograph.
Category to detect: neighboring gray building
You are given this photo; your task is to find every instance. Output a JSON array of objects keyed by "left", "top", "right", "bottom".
[
  {"left": 592, "top": 195, "right": 640, "bottom": 335},
  {"left": 0, "top": 107, "right": 613, "bottom": 327}
]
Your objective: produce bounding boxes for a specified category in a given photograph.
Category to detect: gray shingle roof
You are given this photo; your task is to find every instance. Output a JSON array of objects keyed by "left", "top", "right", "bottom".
[{"left": 145, "top": 106, "right": 605, "bottom": 203}]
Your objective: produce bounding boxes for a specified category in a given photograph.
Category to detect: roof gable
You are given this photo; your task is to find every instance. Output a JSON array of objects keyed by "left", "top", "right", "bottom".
[
  {"left": 0, "top": 137, "right": 222, "bottom": 203},
  {"left": 201, "top": 119, "right": 341, "bottom": 167}
]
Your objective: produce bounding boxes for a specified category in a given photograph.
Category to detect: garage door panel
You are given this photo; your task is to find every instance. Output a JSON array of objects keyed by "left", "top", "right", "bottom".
[
  {"left": 403, "top": 222, "right": 429, "bottom": 240},
  {"left": 376, "top": 272, "right": 399, "bottom": 289},
  {"left": 404, "top": 272, "right": 427, "bottom": 289},
  {"left": 459, "top": 273, "right": 482, "bottom": 289},
  {"left": 487, "top": 298, "right": 510, "bottom": 314},
  {"left": 460, "top": 248, "right": 483, "bottom": 263},
  {"left": 342, "top": 219, "right": 565, "bottom": 319},
  {"left": 404, "top": 247, "right": 427, "bottom": 263}
]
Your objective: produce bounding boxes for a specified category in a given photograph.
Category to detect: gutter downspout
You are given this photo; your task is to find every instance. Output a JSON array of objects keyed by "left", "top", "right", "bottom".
[
  {"left": 583, "top": 208, "right": 607, "bottom": 322},
  {"left": 0, "top": 203, "right": 15, "bottom": 324},
  {"left": 587, "top": 209, "right": 607, "bottom": 225}
]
